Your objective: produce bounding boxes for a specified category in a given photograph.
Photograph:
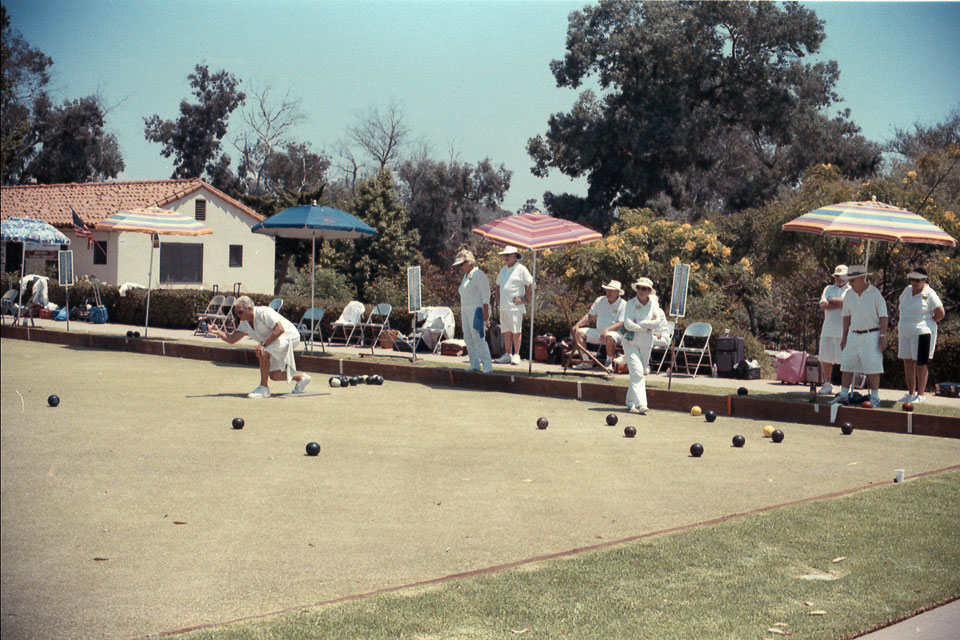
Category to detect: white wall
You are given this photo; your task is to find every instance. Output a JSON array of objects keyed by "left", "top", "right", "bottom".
[{"left": 64, "top": 189, "right": 275, "bottom": 294}]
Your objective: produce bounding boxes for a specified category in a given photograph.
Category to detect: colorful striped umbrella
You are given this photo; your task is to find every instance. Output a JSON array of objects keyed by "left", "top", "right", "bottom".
[
  {"left": 473, "top": 212, "right": 603, "bottom": 372},
  {"left": 98, "top": 207, "right": 213, "bottom": 337},
  {"left": 782, "top": 198, "right": 956, "bottom": 268}
]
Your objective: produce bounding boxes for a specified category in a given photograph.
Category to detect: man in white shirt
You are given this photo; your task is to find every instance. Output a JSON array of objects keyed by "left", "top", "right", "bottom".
[
  {"left": 453, "top": 249, "right": 493, "bottom": 373},
  {"left": 897, "top": 267, "right": 945, "bottom": 403},
  {"left": 817, "top": 265, "right": 849, "bottom": 394},
  {"left": 209, "top": 295, "right": 311, "bottom": 398},
  {"left": 572, "top": 280, "right": 626, "bottom": 368},
  {"left": 831, "top": 266, "right": 888, "bottom": 408},
  {"left": 495, "top": 245, "right": 534, "bottom": 365}
]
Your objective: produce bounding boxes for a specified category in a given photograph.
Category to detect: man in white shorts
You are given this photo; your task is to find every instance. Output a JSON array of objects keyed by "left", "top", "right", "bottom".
[
  {"left": 209, "top": 295, "right": 311, "bottom": 398},
  {"left": 897, "top": 267, "right": 945, "bottom": 403},
  {"left": 831, "top": 266, "right": 887, "bottom": 408},
  {"left": 495, "top": 245, "right": 534, "bottom": 365},
  {"left": 817, "top": 264, "right": 849, "bottom": 394},
  {"left": 572, "top": 280, "right": 626, "bottom": 368}
]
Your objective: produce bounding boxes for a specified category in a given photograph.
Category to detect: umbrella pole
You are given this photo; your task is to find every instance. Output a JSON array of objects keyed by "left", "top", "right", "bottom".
[
  {"left": 864, "top": 239, "right": 872, "bottom": 271},
  {"left": 310, "top": 236, "right": 316, "bottom": 354},
  {"left": 145, "top": 236, "right": 155, "bottom": 338},
  {"left": 528, "top": 251, "right": 537, "bottom": 374}
]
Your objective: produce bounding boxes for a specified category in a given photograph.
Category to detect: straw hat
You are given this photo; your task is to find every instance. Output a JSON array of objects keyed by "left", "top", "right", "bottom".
[
  {"left": 452, "top": 249, "right": 476, "bottom": 266},
  {"left": 846, "top": 265, "right": 870, "bottom": 278},
  {"left": 497, "top": 245, "right": 522, "bottom": 258},
  {"left": 601, "top": 280, "right": 624, "bottom": 294}
]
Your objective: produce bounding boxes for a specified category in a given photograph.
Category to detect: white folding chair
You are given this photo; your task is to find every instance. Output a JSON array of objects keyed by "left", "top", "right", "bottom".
[
  {"left": 195, "top": 294, "right": 224, "bottom": 336},
  {"left": 671, "top": 322, "right": 713, "bottom": 378},
  {"left": 328, "top": 300, "right": 365, "bottom": 346},
  {"left": 359, "top": 303, "right": 392, "bottom": 350},
  {"left": 414, "top": 307, "right": 455, "bottom": 354},
  {"left": 296, "top": 307, "right": 326, "bottom": 354}
]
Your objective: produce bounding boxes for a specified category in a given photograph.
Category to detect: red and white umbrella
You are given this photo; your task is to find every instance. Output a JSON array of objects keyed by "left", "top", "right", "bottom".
[{"left": 473, "top": 211, "right": 602, "bottom": 372}]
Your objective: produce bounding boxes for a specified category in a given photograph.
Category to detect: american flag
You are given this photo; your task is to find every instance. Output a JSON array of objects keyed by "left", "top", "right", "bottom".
[{"left": 71, "top": 207, "right": 94, "bottom": 249}]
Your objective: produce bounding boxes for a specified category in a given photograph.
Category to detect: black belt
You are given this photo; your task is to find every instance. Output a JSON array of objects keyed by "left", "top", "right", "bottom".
[{"left": 852, "top": 327, "right": 879, "bottom": 334}]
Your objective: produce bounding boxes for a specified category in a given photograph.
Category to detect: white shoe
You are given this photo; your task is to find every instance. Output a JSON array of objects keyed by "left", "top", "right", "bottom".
[
  {"left": 573, "top": 362, "right": 593, "bottom": 370},
  {"left": 819, "top": 383, "right": 833, "bottom": 395},
  {"left": 496, "top": 353, "right": 513, "bottom": 364},
  {"left": 898, "top": 393, "right": 915, "bottom": 402},
  {"left": 248, "top": 385, "right": 271, "bottom": 398},
  {"left": 914, "top": 395, "right": 926, "bottom": 403},
  {"left": 511, "top": 354, "right": 521, "bottom": 365},
  {"left": 870, "top": 396, "right": 881, "bottom": 408},
  {"left": 292, "top": 374, "right": 311, "bottom": 394}
]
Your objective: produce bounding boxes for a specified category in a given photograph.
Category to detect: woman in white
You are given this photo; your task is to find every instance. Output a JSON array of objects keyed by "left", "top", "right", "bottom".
[
  {"left": 495, "top": 245, "right": 534, "bottom": 365},
  {"left": 897, "top": 267, "right": 945, "bottom": 403},
  {"left": 610, "top": 277, "right": 668, "bottom": 414},
  {"left": 453, "top": 249, "right": 492, "bottom": 373}
]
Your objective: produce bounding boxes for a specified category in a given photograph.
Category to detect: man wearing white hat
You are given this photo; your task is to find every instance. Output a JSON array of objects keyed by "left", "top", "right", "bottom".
[
  {"left": 453, "top": 249, "right": 493, "bottom": 373},
  {"left": 817, "top": 265, "right": 849, "bottom": 394},
  {"left": 897, "top": 267, "right": 945, "bottom": 403},
  {"left": 571, "top": 280, "right": 626, "bottom": 369},
  {"left": 495, "top": 245, "right": 534, "bottom": 365},
  {"left": 832, "top": 265, "right": 888, "bottom": 408}
]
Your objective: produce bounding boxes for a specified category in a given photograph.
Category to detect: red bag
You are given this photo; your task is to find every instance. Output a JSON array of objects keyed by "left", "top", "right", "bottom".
[{"left": 775, "top": 350, "right": 807, "bottom": 384}]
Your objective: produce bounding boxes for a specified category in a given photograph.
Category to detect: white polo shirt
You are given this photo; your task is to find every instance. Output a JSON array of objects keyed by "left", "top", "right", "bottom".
[
  {"left": 820, "top": 282, "right": 849, "bottom": 337},
  {"left": 238, "top": 306, "right": 299, "bottom": 344},
  {"left": 841, "top": 284, "right": 887, "bottom": 332},
  {"left": 497, "top": 262, "right": 534, "bottom": 312},
  {"left": 458, "top": 267, "right": 490, "bottom": 309},
  {"left": 899, "top": 285, "right": 942, "bottom": 336},
  {"left": 589, "top": 295, "right": 626, "bottom": 331}
]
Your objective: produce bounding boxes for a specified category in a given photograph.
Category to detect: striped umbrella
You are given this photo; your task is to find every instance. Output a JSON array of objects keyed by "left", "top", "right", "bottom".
[
  {"left": 473, "top": 212, "right": 602, "bottom": 372},
  {"left": 98, "top": 207, "right": 213, "bottom": 337},
  {"left": 782, "top": 198, "right": 956, "bottom": 268}
]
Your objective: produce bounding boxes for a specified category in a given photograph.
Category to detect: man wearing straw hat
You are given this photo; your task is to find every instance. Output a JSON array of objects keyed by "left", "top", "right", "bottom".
[
  {"left": 817, "top": 264, "right": 849, "bottom": 395},
  {"left": 494, "top": 245, "right": 534, "bottom": 365},
  {"left": 571, "top": 280, "right": 627, "bottom": 369},
  {"left": 209, "top": 295, "right": 311, "bottom": 398},
  {"left": 453, "top": 249, "right": 493, "bottom": 373},
  {"left": 831, "top": 265, "right": 887, "bottom": 408}
]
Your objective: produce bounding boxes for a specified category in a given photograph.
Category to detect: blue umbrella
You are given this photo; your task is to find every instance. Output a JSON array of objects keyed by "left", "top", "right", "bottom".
[
  {"left": 251, "top": 204, "right": 377, "bottom": 352},
  {"left": 1, "top": 218, "right": 70, "bottom": 325}
]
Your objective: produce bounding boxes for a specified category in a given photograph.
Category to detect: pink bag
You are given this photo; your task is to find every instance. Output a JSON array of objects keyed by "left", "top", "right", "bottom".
[{"left": 776, "top": 350, "right": 808, "bottom": 384}]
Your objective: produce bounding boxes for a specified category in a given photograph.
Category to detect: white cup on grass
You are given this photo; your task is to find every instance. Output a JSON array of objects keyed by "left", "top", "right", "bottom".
[{"left": 894, "top": 469, "right": 905, "bottom": 483}]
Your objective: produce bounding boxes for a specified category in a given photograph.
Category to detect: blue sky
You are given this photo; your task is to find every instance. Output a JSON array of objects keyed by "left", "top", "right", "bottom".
[{"left": 5, "top": 0, "right": 959, "bottom": 212}]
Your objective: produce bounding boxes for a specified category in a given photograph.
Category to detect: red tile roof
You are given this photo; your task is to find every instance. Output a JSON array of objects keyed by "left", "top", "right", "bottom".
[{"left": 0, "top": 179, "right": 264, "bottom": 227}]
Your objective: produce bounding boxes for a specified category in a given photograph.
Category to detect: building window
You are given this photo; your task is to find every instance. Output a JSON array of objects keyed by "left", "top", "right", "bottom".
[
  {"left": 93, "top": 240, "right": 107, "bottom": 265},
  {"left": 159, "top": 243, "right": 203, "bottom": 283},
  {"left": 195, "top": 199, "right": 206, "bottom": 221},
  {"left": 229, "top": 244, "right": 243, "bottom": 268}
]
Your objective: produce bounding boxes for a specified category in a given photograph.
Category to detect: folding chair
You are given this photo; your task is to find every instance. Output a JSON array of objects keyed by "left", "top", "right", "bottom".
[
  {"left": 327, "top": 300, "right": 365, "bottom": 346},
  {"left": 297, "top": 307, "right": 326, "bottom": 353},
  {"left": 268, "top": 298, "right": 283, "bottom": 313},
  {"left": 206, "top": 295, "right": 236, "bottom": 334},
  {"left": 195, "top": 294, "right": 224, "bottom": 335},
  {"left": 671, "top": 322, "right": 713, "bottom": 378},
  {"left": 413, "top": 307, "right": 455, "bottom": 354},
  {"left": 358, "top": 303, "right": 391, "bottom": 350},
  {"left": 1, "top": 289, "right": 19, "bottom": 325}
]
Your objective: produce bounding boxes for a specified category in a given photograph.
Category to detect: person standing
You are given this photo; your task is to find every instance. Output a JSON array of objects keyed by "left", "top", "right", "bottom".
[
  {"left": 817, "top": 265, "right": 849, "bottom": 394},
  {"left": 571, "top": 280, "right": 627, "bottom": 369},
  {"left": 610, "top": 277, "right": 668, "bottom": 414},
  {"left": 495, "top": 245, "right": 534, "bottom": 365},
  {"left": 831, "top": 266, "right": 888, "bottom": 408},
  {"left": 208, "top": 295, "right": 310, "bottom": 398},
  {"left": 897, "top": 267, "right": 945, "bottom": 403},
  {"left": 453, "top": 249, "right": 493, "bottom": 373}
]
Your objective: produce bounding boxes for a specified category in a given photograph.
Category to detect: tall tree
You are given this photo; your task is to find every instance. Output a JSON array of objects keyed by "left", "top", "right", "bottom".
[
  {"left": 144, "top": 64, "right": 245, "bottom": 181},
  {"left": 398, "top": 156, "right": 511, "bottom": 263},
  {"left": 527, "top": 0, "right": 880, "bottom": 226},
  {"left": 234, "top": 86, "right": 305, "bottom": 194},
  {"left": 350, "top": 100, "right": 409, "bottom": 171}
]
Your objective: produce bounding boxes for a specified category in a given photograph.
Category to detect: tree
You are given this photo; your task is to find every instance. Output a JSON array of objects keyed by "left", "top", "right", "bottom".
[
  {"left": 527, "top": 0, "right": 880, "bottom": 226},
  {"left": 398, "top": 156, "right": 511, "bottom": 263},
  {"left": 22, "top": 94, "right": 124, "bottom": 184},
  {"left": 234, "top": 86, "right": 306, "bottom": 194},
  {"left": 323, "top": 168, "right": 420, "bottom": 299},
  {"left": 144, "top": 64, "right": 245, "bottom": 181},
  {"left": 350, "top": 100, "right": 409, "bottom": 171}
]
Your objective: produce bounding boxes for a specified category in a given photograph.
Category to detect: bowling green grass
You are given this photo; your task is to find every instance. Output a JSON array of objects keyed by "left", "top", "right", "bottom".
[{"left": 185, "top": 470, "right": 960, "bottom": 640}]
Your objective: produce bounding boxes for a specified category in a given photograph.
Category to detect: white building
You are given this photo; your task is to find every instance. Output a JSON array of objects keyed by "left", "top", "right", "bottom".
[{"left": 1, "top": 179, "right": 275, "bottom": 294}]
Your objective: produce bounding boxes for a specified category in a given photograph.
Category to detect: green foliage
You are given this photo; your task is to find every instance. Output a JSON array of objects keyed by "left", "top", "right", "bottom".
[
  {"left": 143, "top": 64, "right": 245, "bottom": 181},
  {"left": 280, "top": 264, "right": 357, "bottom": 305},
  {"left": 528, "top": 0, "right": 880, "bottom": 225}
]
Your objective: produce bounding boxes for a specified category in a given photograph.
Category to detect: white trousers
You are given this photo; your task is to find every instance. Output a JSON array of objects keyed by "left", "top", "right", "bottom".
[
  {"left": 461, "top": 306, "right": 492, "bottom": 373},
  {"left": 623, "top": 343, "right": 648, "bottom": 410}
]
